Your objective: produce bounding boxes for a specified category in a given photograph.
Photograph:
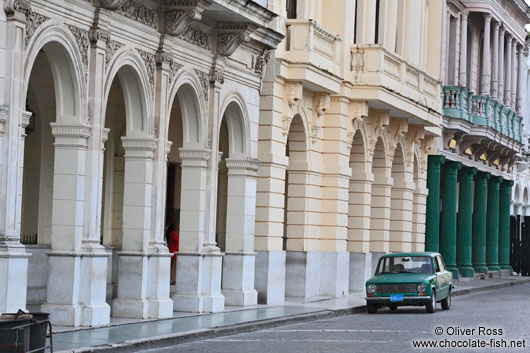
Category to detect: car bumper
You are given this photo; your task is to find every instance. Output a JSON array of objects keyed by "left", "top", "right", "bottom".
[{"left": 365, "top": 296, "right": 432, "bottom": 304}]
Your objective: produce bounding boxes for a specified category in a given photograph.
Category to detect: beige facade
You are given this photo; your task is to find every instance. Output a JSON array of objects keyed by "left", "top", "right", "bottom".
[{"left": 255, "top": 0, "right": 443, "bottom": 302}]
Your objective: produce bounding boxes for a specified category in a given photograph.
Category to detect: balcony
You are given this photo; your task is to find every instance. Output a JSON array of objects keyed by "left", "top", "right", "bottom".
[
  {"left": 442, "top": 86, "right": 523, "bottom": 143},
  {"left": 349, "top": 44, "right": 441, "bottom": 127},
  {"left": 284, "top": 19, "right": 342, "bottom": 79}
]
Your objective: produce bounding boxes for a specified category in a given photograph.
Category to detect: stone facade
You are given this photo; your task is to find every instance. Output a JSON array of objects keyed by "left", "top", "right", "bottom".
[
  {"left": 0, "top": 0, "right": 282, "bottom": 326},
  {"left": 255, "top": 0, "right": 443, "bottom": 302},
  {"left": 426, "top": 0, "right": 530, "bottom": 279}
]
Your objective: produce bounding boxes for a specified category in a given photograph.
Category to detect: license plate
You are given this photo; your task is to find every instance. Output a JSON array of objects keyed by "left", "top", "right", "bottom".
[{"left": 390, "top": 294, "right": 404, "bottom": 302}]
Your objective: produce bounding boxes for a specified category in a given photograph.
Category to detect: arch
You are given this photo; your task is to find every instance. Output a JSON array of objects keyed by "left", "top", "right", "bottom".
[
  {"left": 513, "top": 184, "right": 521, "bottom": 203},
  {"left": 23, "top": 20, "right": 86, "bottom": 124},
  {"left": 391, "top": 142, "right": 406, "bottom": 177},
  {"left": 219, "top": 93, "right": 251, "bottom": 158},
  {"left": 104, "top": 48, "right": 153, "bottom": 136},
  {"left": 285, "top": 108, "right": 311, "bottom": 151},
  {"left": 167, "top": 68, "right": 207, "bottom": 148}
]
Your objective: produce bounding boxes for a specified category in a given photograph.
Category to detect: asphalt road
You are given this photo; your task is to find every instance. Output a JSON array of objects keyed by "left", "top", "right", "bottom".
[{"left": 141, "top": 283, "right": 530, "bottom": 353}]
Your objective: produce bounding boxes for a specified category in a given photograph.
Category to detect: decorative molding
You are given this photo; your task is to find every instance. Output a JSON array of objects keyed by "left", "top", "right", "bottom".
[
  {"left": 179, "top": 148, "right": 211, "bottom": 168},
  {"left": 99, "top": 0, "right": 128, "bottom": 10},
  {"left": 216, "top": 23, "right": 256, "bottom": 56},
  {"left": 405, "top": 125, "right": 424, "bottom": 167},
  {"left": 252, "top": 49, "right": 271, "bottom": 77},
  {"left": 67, "top": 25, "right": 90, "bottom": 69},
  {"left": 194, "top": 69, "right": 209, "bottom": 101},
  {"left": 25, "top": 11, "right": 49, "bottom": 47},
  {"left": 177, "top": 26, "right": 211, "bottom": 50},
  {"left": 138, "top": 49, "right": 156, "bottom": 88},
  {"left": 165, "top": 140, "right": 173, "bottom": 156},
  {"left": 106, "top": 39, "right": 124, "bottom": 69},
  {"left": 115, "top": 0, "right": 157, "bottom": 29},
  {"left": 347, "top": 100, "right": 368, "bottom": 150},
  {"left": 4, "top": 0, "right": 30, "bottom": 16},
  {"left": 225, "top": 158, "right": 260, "bottom": 176},
  {"left": 286, "top": 81, "right": 303, "bottom": 117},
  {"left": 156, "top": 52, "right": 184, "bottom": 84},
  {"left": 121, "top": 136, "right": 157, "bottom": 151},
  {"left": 50, "top": 123, "right": 92, "bottom": 148},
  {"left": 311, "top": 94, "right": 330, "bottom": 144},
  {"left": 209, "top": 67, "right": 225, "bottom": 85}
]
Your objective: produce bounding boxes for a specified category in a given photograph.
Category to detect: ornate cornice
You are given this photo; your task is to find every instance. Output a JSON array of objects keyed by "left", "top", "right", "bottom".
[
  {"left": 163, "top": 1, "right": 211, "bottom": 36},
  {"left": 176, "top": 25, "right": 211, "bottom": 50},
  {"left": 98, "top": 0, "right": 128, "bottom": 10},
  {"left": 216, "top": 23, "right": 257, "bottom": 57},
  {"left": 4, "top": 0, "right": 30, "bottom": 16},
  {"left": 115, "top": 0, "right": 157, "bottom": 29}
]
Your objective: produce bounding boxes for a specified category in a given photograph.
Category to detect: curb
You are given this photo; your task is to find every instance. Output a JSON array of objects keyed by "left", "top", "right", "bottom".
[
  {"left": 59, "top": 278, "right": 530, "bottom": 353},
  {"left": 452, "top": 277, "right": 530, "bottom": 297}
]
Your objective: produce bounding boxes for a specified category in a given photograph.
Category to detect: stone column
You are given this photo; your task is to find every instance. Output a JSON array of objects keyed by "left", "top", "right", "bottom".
[
  {"left": 440, "top": 161, "right": 461, "bottom": 279},
  {"left": 491, "top": 21, "right": 500, "bottom": 99},
  {"left": 472, "top": 172, "right": 490, "bottom": 274},
  {"left": 112, "top": 137, "right": 172, "bottom": 319},
  {"left": 456, "top": 167, "right": 476, "bottom": 278},
  {"left": 505, "top": 35, "right": 512, "bottom": 106},
  {"left": 221, "top": 158, "right": 259, "bottom": 306},
  {"left": 41, "top": 124, "right": 111, "bottom": 327},
  {"left": 498, "top": 28, "right": 506, "bottom": 103},
  {"left": 480, "top": 14, "right": 492, "bottom": 96},
  {"left": 459, "top": 11, "right": 469, "bottom": 87},
  {"left": 499, "top": 179, "right": 514, "bottom": 273},
  {"left": 172, "top": 149, "right": 224, "bottom": 313},
  {"left": 486, "top": 176, "right": 501, "bottom": 275},
  {"left": 511, "top": 40, "right": 517, "bottom": 109},
  {"left": 516, "top": 47, "right": 526, "bottom": 114},
  {"left": 0, "top": 3, "right": 31, "bottom": 314},
  {"left": 425, "top": 155, "right": 445, "bottom": 252}
]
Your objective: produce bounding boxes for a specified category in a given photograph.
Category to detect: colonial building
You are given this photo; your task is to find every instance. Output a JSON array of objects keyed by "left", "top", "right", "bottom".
[
  {"left": 426, "top": 0, "right": 530, "bottom": 279},
  {"left": 255, "top": 0, "right": 443, "bottom": 302},
  {"left": 0, "top": 0, "right": 282, "bottom": 326}
]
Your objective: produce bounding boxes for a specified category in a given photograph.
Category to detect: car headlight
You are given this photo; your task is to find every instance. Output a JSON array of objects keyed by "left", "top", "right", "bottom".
[
  {"left": 367, "top": 284, "right": 376, "bottom": 294},
  {"left": 417, "top": 283, "right": 427, "bottom": 294}
]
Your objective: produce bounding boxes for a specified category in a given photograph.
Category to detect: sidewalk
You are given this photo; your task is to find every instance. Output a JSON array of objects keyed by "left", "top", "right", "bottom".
[{"left": 50, "top": 276, "right": 530, "bottom": 352}]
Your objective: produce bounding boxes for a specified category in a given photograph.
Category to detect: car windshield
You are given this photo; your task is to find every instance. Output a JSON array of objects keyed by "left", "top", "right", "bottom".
[{"left": 376, "top": 256, "right": 433, "bottom": 274}]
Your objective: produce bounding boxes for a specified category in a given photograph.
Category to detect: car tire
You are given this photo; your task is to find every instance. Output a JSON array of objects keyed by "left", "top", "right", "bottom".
[
  {"left": 425, "top": 290, "right": 436, "bottom": 313},
  {"left": 441, "top": 291, "right": 451, "bottom": 310},
  {"left": 389, "top": 304, "right": 398, "bottom": 311},
  {"left": 367, "top": 303, "right": 378, "bottom": 314}
]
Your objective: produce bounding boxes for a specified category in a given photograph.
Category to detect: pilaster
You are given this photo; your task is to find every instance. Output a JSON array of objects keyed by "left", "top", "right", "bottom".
[
  {"left": 498, "top": 28, "right": 506, "bottom": 102},
  {"left": 491, "top": 21, "right": 500, "bottom": 99},
  {"left": 505, "top": 35, "right": 512, "bottom": 106},
  {"left": 480, "top": 14, "right": 492, "bottom": 96},
  {"left": 459, "top": 12, "right": 468, "bottom": 87}
]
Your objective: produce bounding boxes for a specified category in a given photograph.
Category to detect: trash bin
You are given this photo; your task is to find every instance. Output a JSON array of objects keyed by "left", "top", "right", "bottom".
[
  {"left": 0, "top": 311, "right": 33, "bottom": 353},
  {"left": 28, "top": 313, "right": 50, "bottom": 352}
]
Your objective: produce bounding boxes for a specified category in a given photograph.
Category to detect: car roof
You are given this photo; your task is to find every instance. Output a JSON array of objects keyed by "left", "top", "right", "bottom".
[{"left": 380, "top": 252, "right": 440, "bottom": 258}]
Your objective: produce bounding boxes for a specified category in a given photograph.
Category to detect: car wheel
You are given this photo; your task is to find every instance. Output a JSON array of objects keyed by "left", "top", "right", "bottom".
[
  {"left": 367, "top": 303, "right": 378, "bottom": 314},
  {"left": 425, "top": 290, "right": 436, "bottom": 313},
  {"left": 389, "top": 304, "right": 398, "bottom": 311},
  {"left": 441, "top": 291, "right": 451, "bottom": 310}
]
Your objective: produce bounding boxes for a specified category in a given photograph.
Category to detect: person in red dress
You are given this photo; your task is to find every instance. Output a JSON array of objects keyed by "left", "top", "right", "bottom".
[{"left": 166, "top": 222, "right": 179, "bottom": 285}]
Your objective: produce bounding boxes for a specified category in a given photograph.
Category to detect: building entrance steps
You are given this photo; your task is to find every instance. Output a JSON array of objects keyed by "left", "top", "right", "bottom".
[{"left": 47, "top": 276, "right": 530, "bottom": 352}]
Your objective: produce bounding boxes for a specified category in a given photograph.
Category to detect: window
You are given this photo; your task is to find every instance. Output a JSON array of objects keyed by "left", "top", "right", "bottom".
[
  {"left": 433, "top": 258, "right": 440, "bottom": 273},
  {"left": 376, "top": 256, "right": 434, "bottom": 274},
  {"left": 286, "top": 0, "right": 297, "bottom": 19}
]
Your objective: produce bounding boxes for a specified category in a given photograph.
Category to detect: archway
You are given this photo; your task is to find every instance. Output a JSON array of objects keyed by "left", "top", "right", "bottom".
[{"left": 23, "top": 49, "right": 57, "bottom": 310}]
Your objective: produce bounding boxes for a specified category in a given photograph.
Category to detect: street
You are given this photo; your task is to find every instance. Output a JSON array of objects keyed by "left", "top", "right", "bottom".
[{"left": 141, "top": 283, "right": 530, "bottom": 353}]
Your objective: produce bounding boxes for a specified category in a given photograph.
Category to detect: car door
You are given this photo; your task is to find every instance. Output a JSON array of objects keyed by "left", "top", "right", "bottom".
[
  {"left": 436, "top": 256, "right": 449, "bottom": 298},
  {"left": 432, "top": 257, "right": 442, "bottom": 297}
]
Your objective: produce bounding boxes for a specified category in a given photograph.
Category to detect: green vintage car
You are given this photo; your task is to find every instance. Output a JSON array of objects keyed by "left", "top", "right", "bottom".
[{"left": 365, "top": 252, "right": 454, "bottom": 314}]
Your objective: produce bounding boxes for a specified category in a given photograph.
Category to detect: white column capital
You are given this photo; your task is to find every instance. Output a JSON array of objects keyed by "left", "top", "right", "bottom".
[
  {"left": 492, "top": 21, "right": 500, "bottom": 30},
  {"left": 460, "top": 11, "right": 469, "bottom": 20},
  {"left": 499, "top": 26, "right": 506, "bottom": 35},
  {"left": 50, "top": 123, "right": 91, "bottom": 148},
  {"left": 225, "top": 158, "right": 260, "bottom": 176},
  {"left": 483, "top": 13, "right": 492, "bottom": 22},
  {"left": 179, "top": 148, "right": 211, "bottom": 167},
  {"left": 121, "top": 137, "right": 156, "bottom": 162}
]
